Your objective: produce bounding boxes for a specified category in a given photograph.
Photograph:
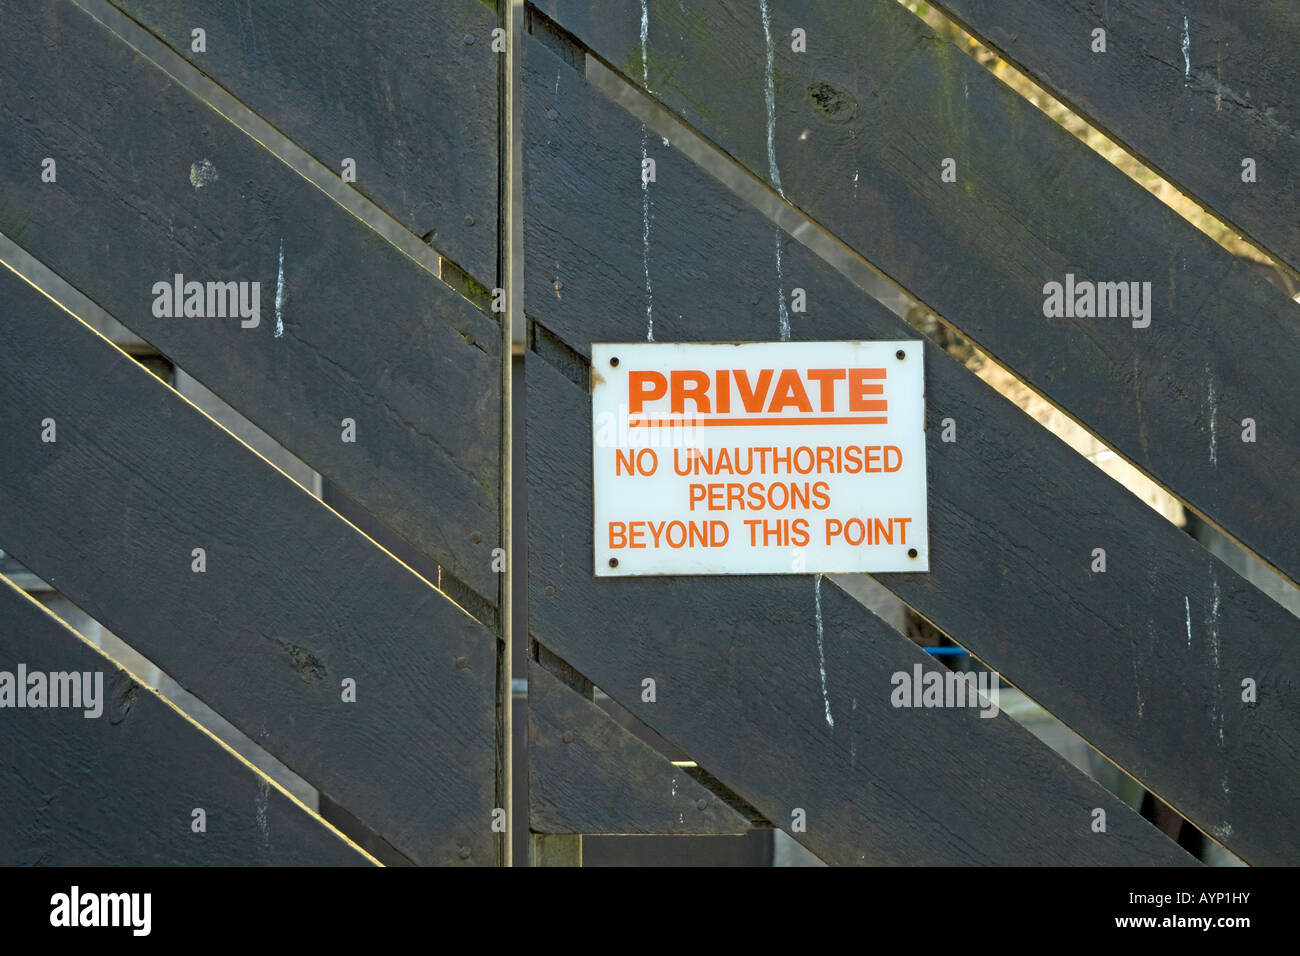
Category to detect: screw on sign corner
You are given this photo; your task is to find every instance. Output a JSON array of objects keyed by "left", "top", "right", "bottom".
[
  {"left": 896, "top": 349, "right": 906, "bottom": 360},
  {"left": 608, "top": 558, "right": 619, "bottom": 568},
  {"left": 908, "top": 548, "right": 918, "bottom": 559},
  {"left": 610, "top": 356, "right": 620, "bottom": 367}
]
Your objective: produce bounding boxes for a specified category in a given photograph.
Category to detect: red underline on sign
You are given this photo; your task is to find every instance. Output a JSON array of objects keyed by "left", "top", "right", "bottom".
[{"left": 627, "top": 416, "right": 890, "bottom": 427}]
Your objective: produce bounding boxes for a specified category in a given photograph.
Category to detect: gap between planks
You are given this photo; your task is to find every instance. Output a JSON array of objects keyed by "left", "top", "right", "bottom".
[
  {"left": 0, "top": 572, "right": 384, "bottom": 866},
  {"left": 0, "top": 239, "right": 485, "bottom": 629}
]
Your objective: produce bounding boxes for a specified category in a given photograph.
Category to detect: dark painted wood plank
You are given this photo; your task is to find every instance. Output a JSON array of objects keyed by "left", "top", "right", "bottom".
[
  {"left": 521, "top": 35, "right": 1300, "bottom": 865},
  {"left": 0, "top": 577, "right": 373, "bottom": 866},
  {"left": 112, "top": 0, "right": 499, "bottom": 281},
  {"left": 527, "top": 360, "right": 1194, "bottom": 866},
  {"left": 0, "top": 267, "right": 498, "bottom": 866},
  {"left": 534, "top": 0, "right": 1300, "bottom": 592},
  {"left": 931, "top": 0, "right": 1300, "bottom": 274},
  {"left": 0, "top": 0, "right": 500, "bottom": 603},
  {"left": 529, "top": 662, "right": 751, "bottom": 835}
]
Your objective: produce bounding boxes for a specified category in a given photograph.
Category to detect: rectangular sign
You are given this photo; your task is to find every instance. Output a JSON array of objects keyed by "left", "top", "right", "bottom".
[{"left": 592, "top": 341, "right": 929, "bottom": 576}]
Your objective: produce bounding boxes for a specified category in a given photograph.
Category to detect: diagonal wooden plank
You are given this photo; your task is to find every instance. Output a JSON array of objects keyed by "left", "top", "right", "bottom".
[
  {"left": 0, "top": 265, "right": 497, "bottom": 866},
  {"left": 0, "top": 575, "right": 374, "bottom": 866},
  {"left": 529, "top": 661, "right": 752, "bottom": 836},
  {"left": 0, "top": 0, "right": 500, "bottom": 603},
  {"left": 534, "top": 0, "right": 1300, "bottom": 593},
  {"left": 528, "top": 358, "right": 1195, "bottom": 866},
  {"left": 109, "top": 0, "right": 499, "bottom": 280},
  {"left": 930, "top": 0, "right": 1300, "bottom": 275},
  {"left": 520, "top": 33, "right": 1300, "bottom": 864}
]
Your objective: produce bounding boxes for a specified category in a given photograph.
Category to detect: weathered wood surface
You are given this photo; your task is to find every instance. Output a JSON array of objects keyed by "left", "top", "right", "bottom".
[
  {"left": 521, "top": 34, "right": 1300, "bottom": 865},
  {"left": 530, "top": 359, "right": 1193, "bottom": 865},
  {"left": 0, "top": 0, "right": 500, "bottom": 604},
  {"left": 529, "top": 662, "right": 752, "bottom": 835},
  {"left": 528, "top": 832, "right": 582, "bottom": 866},
  {"left": 535, "top": 0, "right": 1300, "bottom": 592},
  {"left": 111, "top": 0, "right": 500, "bottom": 281},
  {"left": 0, "top": 267, "right": 498, "bottom": 866},
  {"left": 0, "top": 577, "right": 373, "bottom": 866},
  {"left": 931, "top": 0, "right": 1300, "bottom": 274}
]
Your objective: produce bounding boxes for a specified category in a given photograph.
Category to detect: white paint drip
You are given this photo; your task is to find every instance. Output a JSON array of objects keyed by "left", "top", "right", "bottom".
[
  {"left": 1207, "top": 366, "right": 1218, "bottom": 465},
  {"left": 256, "top": 777, "right": 269, "bottom": 843},
  {"left": 640, "top": 2, "right": 653, "bottom": 342},
  {"left": 776, "top": 229, "right": 790, "bottom": 340},
  {"left": 1133, "top": 657, "right": 1144, "bottom": 719},
  {"left": 814, "top": 576, "right": 834, "bottom": 728},
  {"left": 640, "top": 0, "right": 650, "bottom": 91},
  {"left": 850, "top": 123, "right": 860, "bottom": 200},
  {"left": 274, "top": 238, "right": 285, "bottom": 338},
  {"left": 1184, "top": 595, "right": 1192, "bottom": 646},
  {"left": 642, "top": 129, "right": 653, "bottom": 342},
  {"left": 1182, "top": 17, "right": 1191, "bottom": 81},
  {"left": 760, "top": 0, "right": 784, "bottom": 197},
  {"left": 1210, "top": 575, "right": 1223, "bottom": 744},
  {"left": 671, "top": 778, "right": 677, "bottom": 797},
  {"left": 761, "top": 2, "right": 789, "bottom": 340}
]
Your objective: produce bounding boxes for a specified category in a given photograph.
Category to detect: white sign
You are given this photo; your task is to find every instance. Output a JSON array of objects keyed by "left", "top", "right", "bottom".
[{"left": 591, "top": 341, "right": 929, "bottom": 576}]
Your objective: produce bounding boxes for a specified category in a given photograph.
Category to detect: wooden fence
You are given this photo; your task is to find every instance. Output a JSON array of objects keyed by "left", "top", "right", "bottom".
[
  {"left": 1, "top": 0, "right": 502, "bottom": 866},
  {"left": 2, "top": 0, "right": 1297, "bottom": 866}
]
